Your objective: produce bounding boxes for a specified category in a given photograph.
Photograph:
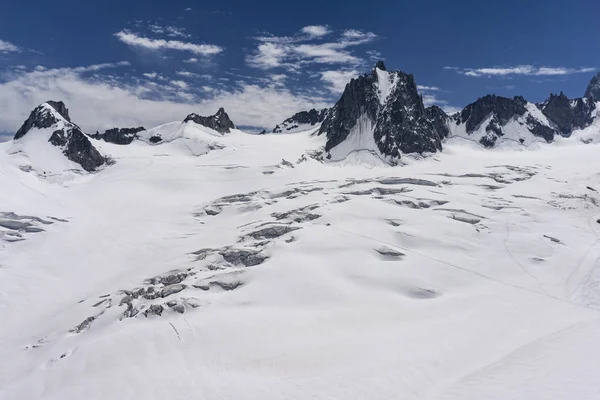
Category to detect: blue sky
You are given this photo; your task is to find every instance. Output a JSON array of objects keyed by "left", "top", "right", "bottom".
[{"left": 0, "top": 0, "right": 598, "bottom": 137}]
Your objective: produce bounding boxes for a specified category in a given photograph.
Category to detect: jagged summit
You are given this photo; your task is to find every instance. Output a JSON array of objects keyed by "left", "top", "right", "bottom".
[
  {"left": 12, "top": 101, "right": 107, "bottom": 172},
  {"left": 14, "top": 101, "right": 71, "bottom": 140},
  {"left": 183, "top": 107, "right": 235, "bottom": 134},
  {"left": 585, "top": 72, "right": 600, "bottom": 101},
  {"left": 272, "top": 108, "right": 329, "bottom": 133},
  {"left": 374, "top": 60, "right": 386, "bottom": 71},
  {"left": 541, "top": 92, "right": 594, "bottom": 137},
  {"left": 318, "top": 64, "right": 444, "bottom": 162}
]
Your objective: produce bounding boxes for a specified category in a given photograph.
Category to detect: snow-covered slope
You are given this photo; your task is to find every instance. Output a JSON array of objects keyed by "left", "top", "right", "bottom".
[
  {"left": 6, "top": 102, "right": 107, "bottom": 175},
  {"left": 2, "top": 122, "right": 600, "bottom": 399}
]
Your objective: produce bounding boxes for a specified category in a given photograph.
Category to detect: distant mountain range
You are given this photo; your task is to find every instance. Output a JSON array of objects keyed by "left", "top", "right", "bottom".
[{"left": 7, "top": 61, "right": 600, "bottom": 171}]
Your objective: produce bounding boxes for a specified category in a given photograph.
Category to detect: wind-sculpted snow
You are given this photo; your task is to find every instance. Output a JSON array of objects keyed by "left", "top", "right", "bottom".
[{"left": 3, "top": 132, "right": 600, "bottom": 400}]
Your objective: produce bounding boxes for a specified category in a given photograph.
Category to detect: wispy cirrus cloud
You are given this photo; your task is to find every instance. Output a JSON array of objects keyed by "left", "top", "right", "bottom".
[
  {"left": 446, "top": 65, "right": 596, "bottom": 78},
  {"left": 0, "top": 39, "right": 21, "bottom": 53},
  {"left": 114, "top": 30, "right": 223, "bottom": 56},
  {"left": 247, "top": 26, "right": 378, "bottom": 71},
  {"left": 148, "top": 24, "right": 191, "bottom": 38}
]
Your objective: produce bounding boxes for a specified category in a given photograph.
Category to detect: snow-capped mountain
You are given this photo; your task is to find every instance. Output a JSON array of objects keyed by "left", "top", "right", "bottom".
[
  {"left": 318, "top": 61, "right": 445, "bottom": 163},
  {"left": 449, "top": 95, "right": 557, "bottom": 146},
  {"left": 448, "top": 74, "right": 600, "bottom": 147},
  {"left": 182, "top": 107, "right": 235, "bottom": 134},
  {"left": 272, "top": 108, "right": 329, "bottom": 133},
  {"left": 10, "top": 101, "right": 107, "bottom": 173}
]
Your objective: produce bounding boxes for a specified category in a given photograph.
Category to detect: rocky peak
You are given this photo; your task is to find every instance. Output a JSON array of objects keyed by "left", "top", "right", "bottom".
[
  {"left": 46, "top": 101, "right": 71, "bottom": 122},
  {"left": 318, "top": 65, "right": 444, "bottom": 160},
  {"left": 183, "top": 108, "right": 235, "bottom": 134},
  {"left": 457, "top": 95, "right": 528, "bottom": 133},
  {"left": 14, "top": 101, "right": 71, "bottom": 140},
  {"left": 585, "top": 72, "right": 600, "bottom": 102},
  {"left": 272, "top": 108, "right": 329, "bottom": 133},
  {"left": 374, "top": 60, "right": 386, "bottom": 71},
  {"left": 13, "top": 101, "right": 107, "bottom": 172},
  {"left": 541, "top": 91, "right": 594, "bottom": 137}
]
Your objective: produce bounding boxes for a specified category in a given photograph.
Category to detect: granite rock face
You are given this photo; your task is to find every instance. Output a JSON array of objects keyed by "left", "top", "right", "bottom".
[
  {"left": 13, "top": 101, "right": 107, "bottom": 172},
  {"left": 183, "top": 107, "right": 235, "bottom": 134},
  {"left": 318, "top": 62, "right": 446, "bottom": 159},
  {"left": 541, "top": 92, "right": 595, "bottom": 137},
  {"left": 273, "top": 108, "right": 329, "bottom": 133},
  {"left": 91, "top": 127, "right": 146, "bottom": 145},
  {"left": 584, "top": 72, "right": 600, "bottom": 102},
  {"left": 14, "top": 101, "right": 70, "bottom": 140},
  {"left": 451, "top": 95, "right": 560, "bottom": 147}
]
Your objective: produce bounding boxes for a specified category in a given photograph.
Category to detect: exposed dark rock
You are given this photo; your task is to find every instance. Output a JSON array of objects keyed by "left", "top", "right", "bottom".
[
  {"left": 319, "top": 61, "right": 444, "bottom": 158},
  {"left": 273, "top": 108, "right": 329, "bottom": 133},
  {"left": 14, "top": 101, "right": 107, "bottom": 171},
  {"left": 424, "top": 105, "right": 450, "bottom": 138},
  {"left": 14, "top": 101, "right": 70, "bottom": 140},
  {"left": 90, "top": 126, "right": 145, "bottom": 145},
  {"left": 457, "top": 95, "right": 527, "bottom": 133},
  {"left": 49, "top": 126, "right": 107, "bottom": 171},
  {"left": 149, "top": 135, "right": 162, "bottom": 143},
  {"left": 183, "top": 107, "right": 235, "bottom": 133},
  {"left": 585, "top": 72, "right": 600, "bottom": 101},
  {"left": 541, "top": 92, "right": 594, "bottom": 137}
]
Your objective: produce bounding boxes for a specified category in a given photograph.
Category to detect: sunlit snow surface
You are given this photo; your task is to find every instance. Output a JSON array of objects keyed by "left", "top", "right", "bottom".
[{"left": 2, "top": 125, "right": 600, "bottom": 399}]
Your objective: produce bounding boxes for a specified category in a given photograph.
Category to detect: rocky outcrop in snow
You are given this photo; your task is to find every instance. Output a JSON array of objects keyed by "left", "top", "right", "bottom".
[
  {"left": 584, "top": 72, "right": 600, "bottom": 101},
  {"left": 13, "top": 101, "right": 107, "bottom": 172},
  {"left": 272, "top": 108, "right": 329, "bottom": 133},
  {"left": 183, "top": 107, "right": 235, "bottom": 134},
  {"left": 450, "top": 95, "right": 557, "bottom": 147},
  {"left": 540, "top": 92, "right": 595, "bottom": 137},
  {"left": 90, "top": 126, "right": 146, "bottom": 145},
  {"left": 318, "top": 61, "right": 445, "bottom": 161}
]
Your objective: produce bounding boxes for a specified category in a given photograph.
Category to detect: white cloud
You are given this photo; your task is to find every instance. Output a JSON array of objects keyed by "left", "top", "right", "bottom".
[
  {"left": 176, "top": 70, "right": 200, "bottom": 78},
  {"left": 0, "top": 63, "right": 331, "bottom": 135},
  {"left": 269, "top": 74, "right": 287, "bottom": 87},
  {"left": 417, "top": 85, "right": 441, "bottom": 91},
  {"left": 0, "top": 39, "right": 20, "bottom": 53},
  {"left": 448, "top": 65, "right": 596, "bottom": 77},
  {"left": 185, "top": 7, "right": 192, "bottom": 11},
  {"left": 114, "top": 31, "right": 223, "bottom": 55},
  {"left": 170, "top": 80, "right": 189, "bottom": 89},
  {"left": 320, "top": 70, "right": 358, "bottom": 94},
  {"left": 184, "top": 58, "right": 198, "bottom": 63},
  {"left": 149, "top": 24, "right": 191, "bottom": 38},
  {"left": 300, "top": 25, "right": 331, "bottom": 37},
  {"left": 247, "top": 27, "right": 378, "bottom": 70},
  {"left": 247, "top": 43, "right": 289, "bottom": 69},
  {"left": 143, "top": 72, "right": 158, "bottom": 79}
]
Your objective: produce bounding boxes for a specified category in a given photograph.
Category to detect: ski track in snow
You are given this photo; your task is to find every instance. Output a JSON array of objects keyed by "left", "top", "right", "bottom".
[{"left": 1, "top": 127, "right": 600, "bottom": 399}]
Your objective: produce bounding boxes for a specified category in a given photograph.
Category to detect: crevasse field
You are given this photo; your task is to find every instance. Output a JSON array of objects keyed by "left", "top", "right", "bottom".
[{"left": 2, "top": 122, "right": 600, "bottom": 399}]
